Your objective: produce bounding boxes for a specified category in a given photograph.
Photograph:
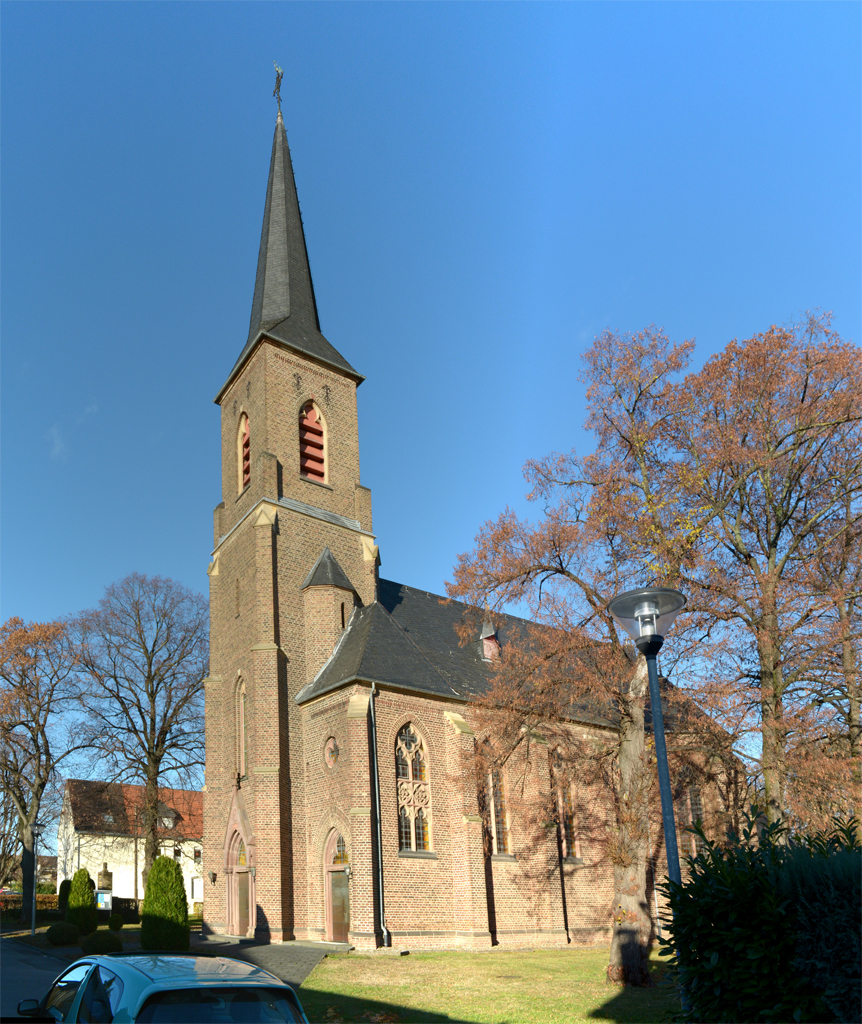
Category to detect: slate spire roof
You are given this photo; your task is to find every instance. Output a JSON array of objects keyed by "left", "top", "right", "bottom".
[
  {"left": 301, "top": 546, "right": 357, "bottom": 594},
  {"left": 216, "top": 112, "right": 362, "bottom": 402}
]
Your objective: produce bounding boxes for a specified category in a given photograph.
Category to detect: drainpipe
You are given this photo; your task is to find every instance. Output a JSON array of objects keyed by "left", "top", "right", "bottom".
[{"left": 369, "top": 682, "right": 391, "bottom": 947}]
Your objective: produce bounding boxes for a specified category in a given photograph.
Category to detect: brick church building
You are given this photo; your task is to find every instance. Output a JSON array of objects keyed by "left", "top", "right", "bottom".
[{"left": 202, "top": 111, "right": 709, "bottom": 949}]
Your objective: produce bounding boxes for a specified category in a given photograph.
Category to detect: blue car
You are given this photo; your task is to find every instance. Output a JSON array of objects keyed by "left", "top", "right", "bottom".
[{"left": 16, "top": 952, "right": 310, "bottom": 1022}]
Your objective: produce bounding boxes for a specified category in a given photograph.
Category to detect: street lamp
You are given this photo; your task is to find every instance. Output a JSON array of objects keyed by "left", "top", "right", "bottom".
[{"left": 607, "top": 586, "right": 686, "bottom": 887}]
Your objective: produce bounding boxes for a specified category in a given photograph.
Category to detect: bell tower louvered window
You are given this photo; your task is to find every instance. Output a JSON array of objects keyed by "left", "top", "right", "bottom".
[
  {"left": 299, "top": 402, "right": 326, "bottom": 482},
  {"left": 237, "top": 413, "right": 251, "bottom": 492}
]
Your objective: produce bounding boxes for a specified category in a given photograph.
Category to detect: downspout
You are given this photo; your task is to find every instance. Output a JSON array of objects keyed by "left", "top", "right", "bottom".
[{"left": 369, "top": 682, "right": 391, "bottom": 947}]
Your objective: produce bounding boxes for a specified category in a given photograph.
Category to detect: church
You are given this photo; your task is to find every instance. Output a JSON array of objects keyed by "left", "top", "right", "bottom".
[{"left": 201, "top": 109, "right": 705, "bottom": 949}]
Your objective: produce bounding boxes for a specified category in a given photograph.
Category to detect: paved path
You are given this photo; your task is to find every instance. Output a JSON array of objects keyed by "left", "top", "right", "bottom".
[
  {"left": 0, "top": 935, "right": 67, "bottom": 1019},
  {"left": 192, "top": 935, "right": 343, "bottom": 987}
]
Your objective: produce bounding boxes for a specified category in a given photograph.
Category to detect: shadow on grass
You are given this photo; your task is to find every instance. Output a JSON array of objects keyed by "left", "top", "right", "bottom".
[
  {"left": 586, "top": 959, "right": 680, "bottom": 1024},
  {"left": 299, "top": 986, "right": 469, "bottom": 1024}
]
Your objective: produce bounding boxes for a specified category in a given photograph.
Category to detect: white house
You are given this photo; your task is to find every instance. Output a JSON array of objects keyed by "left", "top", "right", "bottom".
[{"left": 57, "top": 779, "right": 204, "bottom": 905}]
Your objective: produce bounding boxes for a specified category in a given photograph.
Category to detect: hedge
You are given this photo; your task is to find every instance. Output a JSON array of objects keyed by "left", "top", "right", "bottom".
[
  {"left": 659, "top": 810, "right": 861, "bottom": 1024},
  {"left": 0, "top": 894, "right": 59, "bottom": 912}
]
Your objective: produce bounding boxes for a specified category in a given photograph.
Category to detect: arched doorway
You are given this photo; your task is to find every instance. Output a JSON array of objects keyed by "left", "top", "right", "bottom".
[
  {"left": 324, "top": 832, "right": 350, "bottom": 943},
  {"left": 227, "top": 831, "right": 254, "bottom": 937}
]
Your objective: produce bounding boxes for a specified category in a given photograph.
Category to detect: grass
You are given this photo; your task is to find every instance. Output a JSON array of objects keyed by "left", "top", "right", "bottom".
[{"left": 299, "top": 946, "right": 679, "bottom": 1024}]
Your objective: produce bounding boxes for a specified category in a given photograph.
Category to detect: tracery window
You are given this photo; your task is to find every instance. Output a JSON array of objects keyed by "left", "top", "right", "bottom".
[
  {"left": 395, "top": 724, "right": 431, "bottom": 851},
  {"left": 332, "top": 835, "right": 348, "bottom": 865},
  {"left": 237, "top": 413, "right": 251, "bottom": 492},
  {"left": 299, "top": 402, "right": 326, "bottom": 482}
]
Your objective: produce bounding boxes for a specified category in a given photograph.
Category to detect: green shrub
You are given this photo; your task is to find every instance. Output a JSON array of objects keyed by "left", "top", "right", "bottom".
[
  {"left": 81, "top": 930, "right": 123, "bottom": 955},
  {"left": 65, "top": 869, "right": 98, "bottom": 936},
  {"left": 46, "top": 921, "right": 80, "bottom": 946},
  {"left": 108, "top": 912, "right": 124, "bottom": 932},
  {"left": 58, "top": 878, "right": 71, "bottom": 914},
  {"left": 779, "top": 840, "right": 861, "bottom": 1023},
  {"left": 140, "top": 856, "right": 189, "bottom": 951},
  {"left": 659, "top": 811, "right": 860, "bottom": 1023}
]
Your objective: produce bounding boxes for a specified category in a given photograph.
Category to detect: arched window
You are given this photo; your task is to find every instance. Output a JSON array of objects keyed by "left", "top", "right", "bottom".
[
  {"left": 237, "top": 413, "right": 250, "bottom": 492},
  {"left": 395, "top": 724, "right": 431, "bottom": 852},
  {"left": 551, "top": 752, "right": 581, "bottom": 862},
  {"left": 299, "top": 402, "right": 326, "bottom": 482},
  {"left": 332, "top": 834, "right": 348, "bottom": 865},
  {"left": 489, "top": 767, "right": 509, "bottom": 855}
]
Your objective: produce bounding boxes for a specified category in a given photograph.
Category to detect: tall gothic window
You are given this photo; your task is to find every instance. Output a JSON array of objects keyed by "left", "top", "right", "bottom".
[
  {"left": 489, "top": 767, "right": 509, "bottom": 855},
  {"left": 395, "top": 724, "right": 431, "bottom": 851},
  {"left": 299, "top": 402, "right": 326, "bottom": 482},
  {"left": 687, "top": 786, "right": 705, "bottom": 856},
  {"left": 237, "top": 413, "right": 251, "bottom": 492},
  {"left": 551, "top": 753, "right": 581, "bottom": 861}
]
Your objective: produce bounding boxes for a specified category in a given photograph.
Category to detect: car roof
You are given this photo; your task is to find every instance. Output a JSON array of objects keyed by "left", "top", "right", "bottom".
[{"left": 91, "top": 954, "right": 286, "bottom": 987}]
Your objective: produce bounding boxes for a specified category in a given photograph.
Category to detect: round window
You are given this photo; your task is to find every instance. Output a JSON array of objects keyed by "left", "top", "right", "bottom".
[{"left": 324, "top": 737, "right": 339, "bottom": 769}]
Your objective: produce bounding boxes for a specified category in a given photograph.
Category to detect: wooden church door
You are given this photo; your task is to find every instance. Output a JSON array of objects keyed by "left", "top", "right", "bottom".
[{"left": 324, "top": 832, "right": 350, "bottom": 942}]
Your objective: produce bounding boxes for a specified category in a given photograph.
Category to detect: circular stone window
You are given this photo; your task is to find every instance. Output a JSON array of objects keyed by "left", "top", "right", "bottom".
[{"left": 324, "top": 737, "right": 340, "bottom": 769}]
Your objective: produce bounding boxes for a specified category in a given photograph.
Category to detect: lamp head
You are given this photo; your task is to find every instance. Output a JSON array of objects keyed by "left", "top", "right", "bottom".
[{"left": 607, "top": 587, "right": 686, "bottom": 644}]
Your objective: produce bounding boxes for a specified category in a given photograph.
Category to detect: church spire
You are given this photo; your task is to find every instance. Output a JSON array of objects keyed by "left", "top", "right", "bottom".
[{"left": 216, "top": 108, "right": 361, "bottom": 402}]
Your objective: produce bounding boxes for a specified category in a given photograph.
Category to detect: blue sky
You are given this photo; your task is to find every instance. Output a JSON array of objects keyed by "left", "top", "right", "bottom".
[{"left": 2, "top": 1, "right": 860, "bottom": 626}]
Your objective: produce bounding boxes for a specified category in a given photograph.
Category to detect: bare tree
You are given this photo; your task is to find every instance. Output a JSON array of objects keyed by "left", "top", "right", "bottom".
[
  {"left": 73, "top": 574, "right": 208, "bottom": 887},
  {"left": 0, "top": 618, "right": 86, "bottom": 925}
]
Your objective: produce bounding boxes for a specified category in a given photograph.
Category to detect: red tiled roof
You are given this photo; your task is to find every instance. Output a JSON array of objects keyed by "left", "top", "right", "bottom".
[{"left": 64, "top": 779, "right": 202, "bottom": 840}]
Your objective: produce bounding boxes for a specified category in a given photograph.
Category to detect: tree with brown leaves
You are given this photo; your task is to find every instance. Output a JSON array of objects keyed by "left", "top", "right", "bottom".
[
  {"left": 0, "top": 618, "right": 87, "bottom": 926},
  {"left": 73, "top": 573, "right": 208, "bottom": 888},
  {"left": 449, "top": 314, "right": 860, "bottom": 983}
]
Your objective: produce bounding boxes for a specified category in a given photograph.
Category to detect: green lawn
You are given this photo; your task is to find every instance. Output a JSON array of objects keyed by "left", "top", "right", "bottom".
[{"left": 300, "top": 946, "right": 679, "bottom": 1024}]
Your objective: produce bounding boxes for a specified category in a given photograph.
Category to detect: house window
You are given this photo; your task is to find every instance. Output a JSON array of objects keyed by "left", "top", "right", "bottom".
[
  {"left": 173, "top": 846, "right": 182, "bottom": 861},
  {"left": 486, "top": 767, "right": 509, "bottom": 855},
  {"left": 193, "top": 848, "right": 202, "bottom": 866},
  {"left": 395, "top": 724, "right": 431, "bottom": 851},
  {"left": 237, "top": 413, "right": 251, "bottom": 492},
  {"left": 299, "top": 402, "right": 326, "bottom": 482}
]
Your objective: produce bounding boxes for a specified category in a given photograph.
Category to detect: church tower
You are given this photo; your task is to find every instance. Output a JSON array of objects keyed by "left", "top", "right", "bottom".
[{"left": 203, "top": 110, "right": 377, "bottom": 942}]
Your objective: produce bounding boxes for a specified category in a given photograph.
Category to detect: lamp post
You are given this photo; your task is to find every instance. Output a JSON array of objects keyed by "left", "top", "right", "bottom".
[{"left": 607, "top": 587, "right": 686, "bottom": 887}]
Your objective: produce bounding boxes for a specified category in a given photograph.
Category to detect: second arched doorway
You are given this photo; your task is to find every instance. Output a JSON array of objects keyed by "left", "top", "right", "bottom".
[{"left": 323, "top": 831, "right": 350, "bottom": 942}]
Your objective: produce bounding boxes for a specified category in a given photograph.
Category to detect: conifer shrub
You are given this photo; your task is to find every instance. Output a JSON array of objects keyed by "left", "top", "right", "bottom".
[
  {"left": 58, "top": 878, "right": 71, "bottom": 913},
  {"left": 659, "top": 810, "right": 861, "bottom": 1023},
  {"left": 81, "top": 930, "right": 123, "bottom": 955},
  {"left": 46, "top": 921, "right": 80, "bottom": 946},
  {"left": 108, "top": 912, "right": 124, "bottom": 932},
  {"left": 140, "top": 855, "right": 190, "bottom": 951},
  {"left": 65, "top": 869, "right": 98, "bottom": 936}
]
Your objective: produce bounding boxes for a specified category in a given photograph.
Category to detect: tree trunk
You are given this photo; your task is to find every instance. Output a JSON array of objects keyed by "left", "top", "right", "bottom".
[
  {"left": 607, "top": 657, "right": 652, "bottom": 986},
  {"left": 143, "top": 769, "right": 160, "bottom": 891},
  {"left": 757, "top": 594, "right": 787, "bottom": 829},
  {"left": 17, "top": 822, "right": 35, "bottom": 929}
]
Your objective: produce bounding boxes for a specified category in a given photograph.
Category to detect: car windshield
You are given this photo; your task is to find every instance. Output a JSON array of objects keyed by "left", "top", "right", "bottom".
[{"left": 135, "top": 986, "right": 304, "bottom": 1023}]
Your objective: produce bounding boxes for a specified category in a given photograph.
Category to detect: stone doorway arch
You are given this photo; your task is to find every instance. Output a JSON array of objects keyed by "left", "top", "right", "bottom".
[
  {"left": 323, "top": 831, "right": 350, "bottom": 943},
  {"left": 226, "top": 830, "right": 254, "bottom": 938}
]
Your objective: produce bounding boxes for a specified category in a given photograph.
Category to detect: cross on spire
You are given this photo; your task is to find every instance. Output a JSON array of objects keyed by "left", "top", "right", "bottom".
[{"left": 273, "top": 62, "right": 283, "bottom": 112}]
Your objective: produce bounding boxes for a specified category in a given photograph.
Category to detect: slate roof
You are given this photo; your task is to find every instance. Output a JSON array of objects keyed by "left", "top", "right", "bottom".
[
  {"left": 301, "top": 547, "right": 358, "bottom": 593},
  {"left": 216, "top": 113, "right": 362, "bottom": 403},
  {"left": 296, "top": 578, "right": 695, "bottom": 733},
  {"left": 63, "top": 779, "right": 202, "bottom": 840},
  {"left": 295, "top": 579, "right": 602, "bottom": 724}
]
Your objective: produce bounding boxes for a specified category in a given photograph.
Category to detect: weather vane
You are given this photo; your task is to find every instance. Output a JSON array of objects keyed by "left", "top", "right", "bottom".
[{"left": 273, "top": 62, "right": 283, "bottom": 112}]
